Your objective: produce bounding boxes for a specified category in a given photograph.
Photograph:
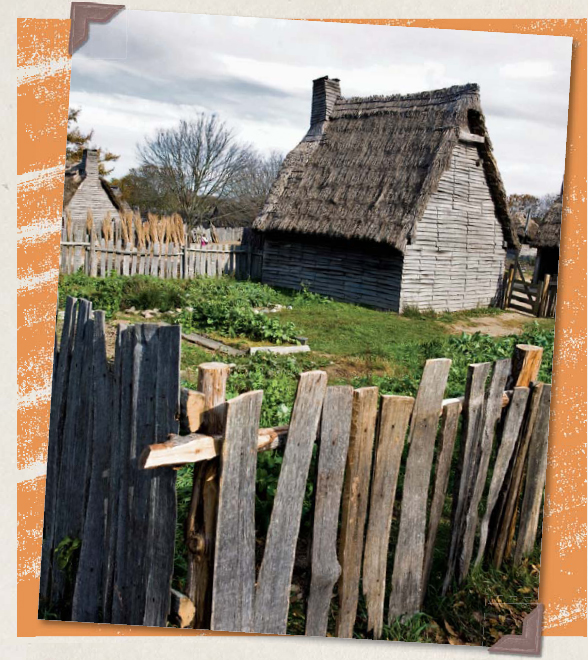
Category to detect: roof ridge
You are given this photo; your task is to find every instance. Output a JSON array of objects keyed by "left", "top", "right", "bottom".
[{"left": 338, "top": 83, "right": 479, "bottom": 105}]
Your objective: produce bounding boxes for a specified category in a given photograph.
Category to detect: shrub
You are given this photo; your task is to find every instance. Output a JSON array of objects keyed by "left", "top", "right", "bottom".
[
  {"left": 120, "top": 276, "right": 186, "bottom": 312},
  {"left": 59, "top": 271, "right": 124, "bottom": 318},
  {"left": 179, "top": 288, "right": 300, "bottom": 344}
]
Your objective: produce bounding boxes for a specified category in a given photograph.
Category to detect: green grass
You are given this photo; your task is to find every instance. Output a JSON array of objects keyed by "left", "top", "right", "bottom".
[{"left": 277, "top": 300, "right": 451, "bottom": 359}]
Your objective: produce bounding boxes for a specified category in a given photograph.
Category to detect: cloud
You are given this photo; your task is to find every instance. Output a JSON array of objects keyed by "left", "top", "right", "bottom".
[
  {"left": 70, "top": 12, "right": 572, "bottom": 195},
  {"left": 500, "top": 60, "right": 556, "bottom": 80}
]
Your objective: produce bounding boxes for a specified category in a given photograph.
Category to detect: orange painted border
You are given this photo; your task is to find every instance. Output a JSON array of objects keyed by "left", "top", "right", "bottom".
[{"left": 17, "top": 17, "right": 586, "bottom": 638}]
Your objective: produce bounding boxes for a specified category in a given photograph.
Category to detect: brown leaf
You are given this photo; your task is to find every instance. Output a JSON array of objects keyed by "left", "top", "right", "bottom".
[
  {"left": 472, "top": 611, "right": 484, "bottom": 623},
  {"left": 448, "top": 636, "right": 464, "bottom": 645},
  {"left": 444, "top": 620, "right": 458, "bottom": 637}
]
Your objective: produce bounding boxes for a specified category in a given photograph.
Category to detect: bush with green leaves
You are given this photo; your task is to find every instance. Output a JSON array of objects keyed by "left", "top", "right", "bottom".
[
  {"left": 59, "top": 272, "right": 300, "bottom": 343},
  {"left": 59, "top": 271, "right": 125, "bottom": 318},
  {"left": 178, "top": 291, "right": 300, "bottom": 344}
]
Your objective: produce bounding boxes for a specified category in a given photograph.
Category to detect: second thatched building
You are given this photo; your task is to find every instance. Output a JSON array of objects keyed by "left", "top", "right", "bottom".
[{"left": 253, "top": 77, "right": 518, "bottom": 312}]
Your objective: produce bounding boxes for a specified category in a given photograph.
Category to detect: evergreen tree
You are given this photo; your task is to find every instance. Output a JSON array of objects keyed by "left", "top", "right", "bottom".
[{"left": 66, "top": 107, "right": 120, "bottom": 176}]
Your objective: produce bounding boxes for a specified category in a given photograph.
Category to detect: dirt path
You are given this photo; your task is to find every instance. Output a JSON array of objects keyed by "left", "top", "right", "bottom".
[{"left": 449, "top": 311, "right": 536, "bottom": 337}]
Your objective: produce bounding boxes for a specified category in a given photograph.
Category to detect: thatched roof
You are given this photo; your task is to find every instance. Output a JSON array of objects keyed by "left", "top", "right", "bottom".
[
  {"left": 529, "top": 195, "right": 562, "bottom": 249},
  {"left": 254, "top": 81, "right": 518, "bottom": 252},
  {"left": 513, "top": 211, "right": 539, "bottom": 244}
]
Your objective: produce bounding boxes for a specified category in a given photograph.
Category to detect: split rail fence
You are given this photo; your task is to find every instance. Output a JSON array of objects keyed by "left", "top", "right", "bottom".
[
  {"left": 60, "top": 212, "right": 262, "bottom": 281},
  {"left": 40, "top": 297, "right": 551, "bottom": 636}
]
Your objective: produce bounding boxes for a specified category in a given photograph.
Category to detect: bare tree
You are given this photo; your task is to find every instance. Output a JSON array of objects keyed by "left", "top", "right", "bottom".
[
  {"left": 137, "top": 114, "right": 253, "bottom": 225},
  {"left": 508, "top": 192, "right": 559, "bottom": 221},
  {"left": 223, "top": 150, "right": 283, "bottom": 221}
]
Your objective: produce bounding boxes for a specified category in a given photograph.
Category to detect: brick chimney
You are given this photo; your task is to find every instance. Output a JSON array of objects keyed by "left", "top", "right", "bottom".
[
  {"left": 81, "top": 148, "right": 100, "bottom": 179},
  {"left": 311, "top": 76, "right": 341, "bottom": 126}
]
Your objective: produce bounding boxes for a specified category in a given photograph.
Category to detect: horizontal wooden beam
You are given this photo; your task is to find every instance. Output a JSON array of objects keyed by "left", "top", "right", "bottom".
[
  {"left": 141, "top": 425, "right": 289, "bottom": 470},
  {"left": 459, "top": 129, "right": 485, "bottom": 144}
]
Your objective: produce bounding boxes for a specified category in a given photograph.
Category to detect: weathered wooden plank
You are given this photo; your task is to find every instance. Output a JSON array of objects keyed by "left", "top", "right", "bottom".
[
  {"left": 180, "top": 388, "right": 206, "bottom": 435},
  {"left": 511, "top": 344, "right": 543, "bottom": 387},
  {"left": 186, "top": 362, "right": 230, "bottom": 629},
  {"left": 363, "top": 395, "right": 414, "bottom": 639},
  {"left": 491, "top": 383, "right": 545, "bottom": 568},
  {"left": 49, "top": 299, "right": 94, "bottom": 617},
  {"left": 442, "top": 362, "right": 491, "bottom": 595},
  {"left": 513, "top": 385, "right": 551, "bottom": 564},
  {"left": 459, "top": 359, "right": 511, "bottom": 582},
  {"left": 72, "top": 311, "right": 113, "bottom": 622},
  {"left": 249, "top": 345, "right": 310, "bottom": 356},
  {"left": 475, "top": 387, "right": 530, "bottom": 567},
  {"left": 210, "top": 390, "right": 263, "bottom": 633},
  {"left": 170, "top": 589, "right": 196, "bottom": 628},
  {"left": 119, "top": 324, "right": 160, "bottom": 625},
  {"left": 305, "top": 386, "right": 354, "bottom": 638},
  {"left": 40, "top": 296, "right": 77, "bottom": 605},
  {"left": 422, "top": 399, "right": 462, "bottom": 599},
  {"left": 254, "top": 371, "right": 328, "bottom": 635},
  {"left": 103, "top": 323, "right": 127, "bottom": 623},
  {"left": 388, "top": 359, "right": 451, "bottom": 620},
  {"left": 181, "top": 332, "right": 246, "bottom": 357},
  {"left": 336, "top": 386, "right": 379, "bottom": 638},
  {"left": 143, "top": 324, "right": 181, "bottom": 627},
  {"left": 141, "top": 426, "right": 289, "bottom": 469}
]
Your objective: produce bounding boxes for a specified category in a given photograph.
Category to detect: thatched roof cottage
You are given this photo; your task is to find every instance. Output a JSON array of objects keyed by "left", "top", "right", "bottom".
[
  {"left": 253, "top": 77, "right": 518, "bottom": 312},
  {"left": 64, "top": 148, "right": 129, "bottom": 239},
  {"left": 529, "top": 188, "right": 562, "bottom": 284}
]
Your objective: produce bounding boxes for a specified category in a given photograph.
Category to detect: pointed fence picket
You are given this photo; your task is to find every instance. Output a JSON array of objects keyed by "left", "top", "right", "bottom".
[{"left": 59, "top": 220, "right": 261, "bottom": 280}]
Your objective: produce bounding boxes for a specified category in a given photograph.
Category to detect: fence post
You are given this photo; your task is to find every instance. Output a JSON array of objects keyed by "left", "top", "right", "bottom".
[
  {"left": 503, "top": 264, "right": 515, "bottom": 309},
  {"left": 538, "top": 274, "right": 551, "bottom": 318},
  {"left": 185, "top": 362, "right": 230, "bottom": 629},
  {"left": 511, "top": 344, "right": 543, "bottom": 388}
]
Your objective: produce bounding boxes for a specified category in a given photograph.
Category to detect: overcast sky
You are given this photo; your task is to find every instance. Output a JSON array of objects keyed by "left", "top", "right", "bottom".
[{"left": 70, "top": 12, "right": 572, "bottom": 196}]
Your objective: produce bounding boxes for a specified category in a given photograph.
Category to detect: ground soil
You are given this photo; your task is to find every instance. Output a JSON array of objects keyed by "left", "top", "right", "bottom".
[{"left": 449, "top": 311, "right": 536, "bottom": 337}]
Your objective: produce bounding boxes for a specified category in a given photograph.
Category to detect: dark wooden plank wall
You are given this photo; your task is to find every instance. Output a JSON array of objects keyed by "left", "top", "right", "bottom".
[{"left": 261, "top": 234, "right": 403, "bottom": 310}]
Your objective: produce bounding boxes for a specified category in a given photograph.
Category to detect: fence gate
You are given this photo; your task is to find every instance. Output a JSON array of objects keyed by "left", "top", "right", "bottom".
[{"left": 503, "top": 254, "right": 537, "bottom": 314}]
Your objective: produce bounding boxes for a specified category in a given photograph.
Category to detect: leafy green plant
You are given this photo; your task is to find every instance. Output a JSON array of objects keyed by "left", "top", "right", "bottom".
[
  {"left": 293, "top": 284, "right": 333, "bottom": 306},
  {"left": 179, "top": 297, "right": 300, "bottom": 344},
  {"left": 59, "top": 271, "right": 124, "bottom": 318},
  {"left": 54, "top": 535, "right": 81, "bottom": 570}
]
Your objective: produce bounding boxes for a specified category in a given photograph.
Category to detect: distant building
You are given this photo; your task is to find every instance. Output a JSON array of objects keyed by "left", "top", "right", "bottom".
[
  {"left": 254, "top": 77, "right": 518, "bottom": 312},
  {"left": 529, "top": 189, "right": 563, "bottom": 284},
  {"left": 63, "top": 148, "right": 130, "bottom": 238}
]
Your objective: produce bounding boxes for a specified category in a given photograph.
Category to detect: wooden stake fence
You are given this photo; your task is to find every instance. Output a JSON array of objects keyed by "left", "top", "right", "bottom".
[
  {"left": 41, "top": 297, "right": 552, "bottom": 636},
  {"left": 60, "top": 213, "right": 261, "bottom": 281}
]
